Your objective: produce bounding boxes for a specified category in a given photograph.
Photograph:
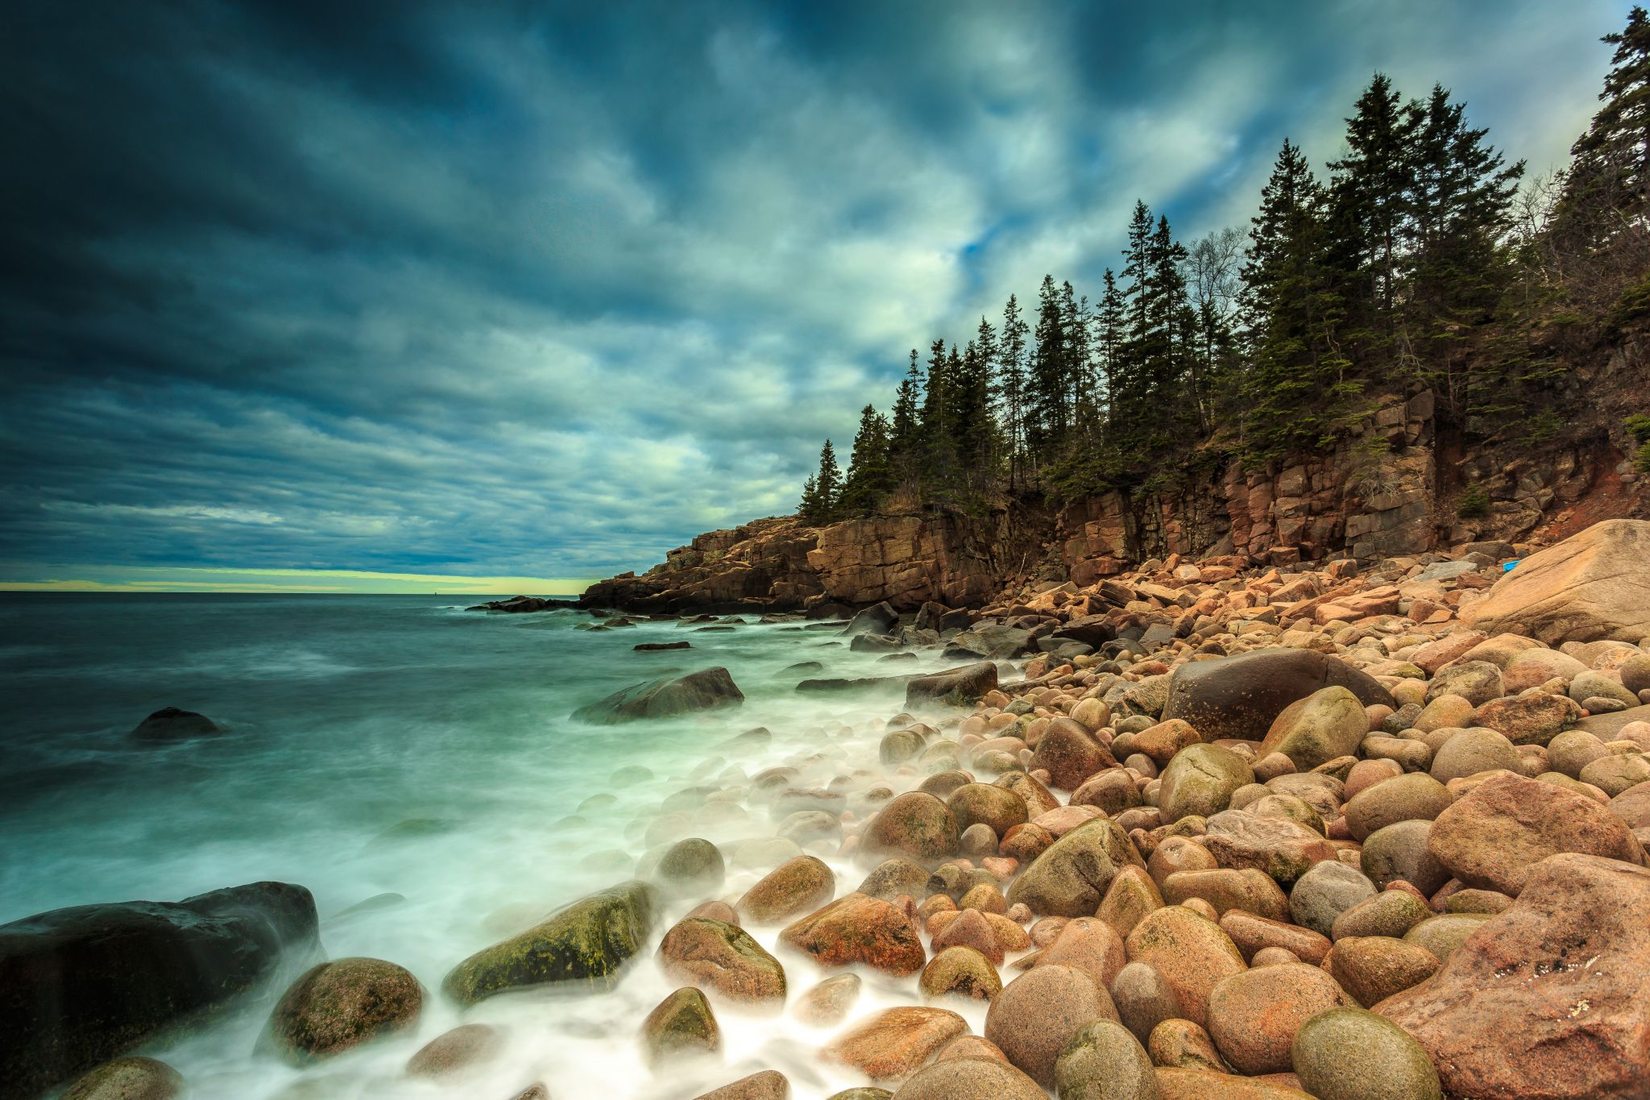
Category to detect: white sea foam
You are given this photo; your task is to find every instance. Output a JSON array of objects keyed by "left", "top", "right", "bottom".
[{"left": 1, "top": 594, "right": 1001, "bottom": 1099}]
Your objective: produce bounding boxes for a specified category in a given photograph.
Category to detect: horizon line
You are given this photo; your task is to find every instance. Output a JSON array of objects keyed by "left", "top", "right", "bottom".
[{"left": 0, "top": 564, "right": 598, "bottom": 596}]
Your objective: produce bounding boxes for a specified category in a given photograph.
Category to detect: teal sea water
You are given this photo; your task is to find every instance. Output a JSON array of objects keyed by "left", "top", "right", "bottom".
[{"left": 0, "top": 593, "right": 975, "bottom": 1098}]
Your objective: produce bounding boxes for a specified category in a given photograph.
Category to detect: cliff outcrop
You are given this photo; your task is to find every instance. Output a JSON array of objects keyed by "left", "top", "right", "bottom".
[{"left": 580, "top": 365, "right": 1647, "bottom": 615}]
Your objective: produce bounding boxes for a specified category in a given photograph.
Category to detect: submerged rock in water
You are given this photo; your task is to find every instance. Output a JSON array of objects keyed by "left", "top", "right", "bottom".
[
  {"left": 571, "top": 667, "right": 744, "bottom": 723},
  {"left": 906, "top": 662, "right": 999, "bottom": 708},
  {"left": 441, "top": 881, "right": 658, "bottom": 1004},
  {"left": 59, "top": 1056, "right": 184, "bottom": 1100},
  {"left": 129, "top": 706, "right": 221, "bottom": 742},
  {"left": 0, "top": 881, "right": 318, "bottom": 1099},
  {"left": 261, "top": 957, "right": 424, "bottom": 1064},
  {"left": 641, "top": 987, "right": 720, "bottom": 1066},
  {"left": 404, "top": 1022, "right": 504, "bottom": 1079}
]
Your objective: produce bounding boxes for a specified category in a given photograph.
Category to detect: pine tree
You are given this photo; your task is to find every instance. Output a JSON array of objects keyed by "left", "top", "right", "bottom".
[
  {"left": 998, "top": 294, "right": 1030, "bottom": 486},
  {"left": 890, "top": 349, "right": 923, "bottom": 486},
  {"left": 1240, "top": 138, "right": 1359, "bottom": 462},
  {"left": 839, "top": 405, "right": 894, "bottom": 514},
  {"left": 1114, "top": 201, "right": 1156, "bottom": 450},
  {"left": 1030, "top": 274, "right": 1068, "bottom": 459},
  {"left": 811, "top": 439, "right": 842, "bottom": 522},
  {"left": 919, "top": 340, "right": 959, "bottom": 497},
  {"left": 1568, "top": 6, "right": 1650, "bottom": 219},
  {"left": 1095, "top": 269, "right": 1124, "bottom": 427},
  {"left": 797, "top": 474, "right": 819, "bottom": 521},
  {"left": 1328, "top": 73, "right": 1419, "bottom": 357},
  {"left": 1403, "top": 84, "right": 1524, "bottom": 417}
]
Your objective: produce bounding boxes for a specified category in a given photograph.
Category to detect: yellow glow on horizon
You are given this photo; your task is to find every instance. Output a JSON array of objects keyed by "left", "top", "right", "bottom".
[{"left": 0, "top": 566, "right": 595, "bottom": 595}]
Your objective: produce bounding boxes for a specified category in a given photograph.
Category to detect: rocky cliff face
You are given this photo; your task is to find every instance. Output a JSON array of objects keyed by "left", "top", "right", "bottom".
[{"left": 582, "top": 378, "right": 1647, "bottom": 614}]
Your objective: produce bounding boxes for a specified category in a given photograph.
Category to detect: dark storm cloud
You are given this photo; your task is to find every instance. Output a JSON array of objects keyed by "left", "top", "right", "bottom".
[{"left": 0, "top": 0, "right": 1627, "bottom": 582}]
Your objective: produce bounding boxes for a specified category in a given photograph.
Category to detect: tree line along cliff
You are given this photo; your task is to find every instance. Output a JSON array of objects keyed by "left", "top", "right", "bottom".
[{"left": 585, "top": 11, "right": 1650, "bottom": 614}]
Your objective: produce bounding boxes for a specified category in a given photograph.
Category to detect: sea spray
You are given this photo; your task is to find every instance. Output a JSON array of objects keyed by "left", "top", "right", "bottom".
[{"left": 0, "top": 593, "right": 990, "bottom": 1098}]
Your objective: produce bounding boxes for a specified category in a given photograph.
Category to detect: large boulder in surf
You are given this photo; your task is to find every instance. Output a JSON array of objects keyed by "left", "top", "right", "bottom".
[
  {"left": 0, "top": 881, "right": 318, "bottom": 1099},
  {"left": 571, "top": 668, "right": 744, "bottom": 724},
  {"left": 129, "top": 706, "right": 221, "bottom": 742},
  {"left": 442, "top": 881, "right": 658, "bottom": 1004},
  {"left": 260, "top": 957, "right": 423, "bottom": 1064},
  {"left": 845, "top": 602, "right": 900, "bottom": 637},
  {"left": 1161, "top": 648, "right": 1394, "bottom": 741},
  {"left": 1462, "top": 519, "right": 1650, "bottom": 645},
  {"left": 906, "top": 662, "right": 999, "bottom": 707}
]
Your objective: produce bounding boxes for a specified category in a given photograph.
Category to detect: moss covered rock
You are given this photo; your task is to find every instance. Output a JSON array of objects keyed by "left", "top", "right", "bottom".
[{"left": 442, "top": 881, "right": 658, "bottom": 1004}]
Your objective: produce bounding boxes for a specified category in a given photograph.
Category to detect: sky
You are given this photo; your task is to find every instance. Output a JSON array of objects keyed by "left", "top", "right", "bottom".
[{"left": 0, "top": 0, "right": 1631, "bottom": 593}]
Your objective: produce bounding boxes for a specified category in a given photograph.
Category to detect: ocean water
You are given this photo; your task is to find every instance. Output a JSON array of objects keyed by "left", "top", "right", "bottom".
[{"left": 0, "top": 593, "right": 985, "bottom": 1099}]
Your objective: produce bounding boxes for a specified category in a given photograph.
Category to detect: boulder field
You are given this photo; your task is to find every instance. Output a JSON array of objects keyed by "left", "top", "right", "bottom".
[{"left": 12, "top": 518, "right": 1650, "bottom": 1099}]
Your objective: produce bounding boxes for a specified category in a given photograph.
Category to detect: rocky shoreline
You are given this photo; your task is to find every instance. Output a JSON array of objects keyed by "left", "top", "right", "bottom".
[{"left": 7, "top": 519, "right": 1650, "bottom": 1099}]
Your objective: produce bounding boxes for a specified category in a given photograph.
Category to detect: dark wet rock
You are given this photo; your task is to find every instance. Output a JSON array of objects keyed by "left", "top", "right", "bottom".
[
  {"left": 129, "top": 706, "right": 221, "bottom": 742},
  {"left": 845, "top": 601, "right": 901, "bottom": 636},
  {"left": 1161, "top": 649, "right": 1394, "bottom": 741},
  {"left": 0, "top": 880, "right": 317, "bottom": 1099},
  {"left": 59, "top": 1057, "right": 184, "bottom": 1100},
  {"left": 947, "top": 624, "right": 1036, "bottom": 660},
  {"left": 262, "top": 957, "right": 423, "bottom": 1064},
  {"left": 797, "top": 674, "right": 907, "bottom": 694},
  {"left": 442, "top": 881, "right": 657, "bottom": 1004},
  {"left": 906, "top": 662, "right": 1000, "bottom": 707},
  {"left": 572, "top": 667, "right": 744, "bottom": 723},
  {"left": 467, "top": 595, "right": 580, "bottom": 613},
  {"left": 635, "top": 640, "right": 693, "bottom": 651}
]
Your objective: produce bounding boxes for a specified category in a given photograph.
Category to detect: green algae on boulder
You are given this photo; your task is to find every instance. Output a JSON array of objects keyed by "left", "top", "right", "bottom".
[
  {"left": 1157, "top": 744, "right": 1254, "bottom": 822},
  {"left": 1292, "top": 1007, "right": 1442, "bottom": 1100},
  {"left": 442, "top": 881, "right": 658, "bottom": 1004},
  {"left": 1006, "top": 818, "right": 1143, "bottom": 917},
  {"left": 641, "top": 986, "right": 721, "bottom": 1066}
]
